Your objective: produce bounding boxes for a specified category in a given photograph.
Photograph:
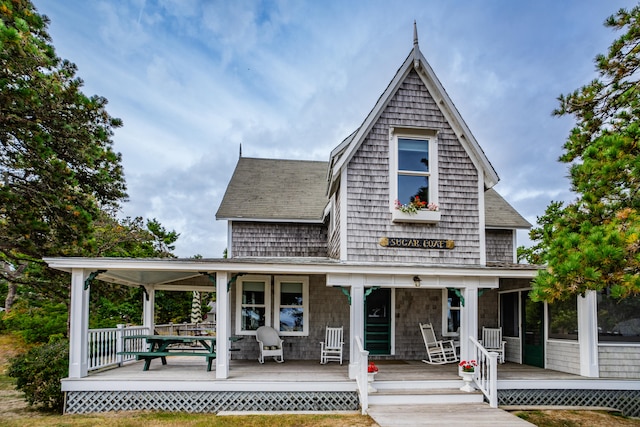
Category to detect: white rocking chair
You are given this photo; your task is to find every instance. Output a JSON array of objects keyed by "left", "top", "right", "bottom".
[
  {"left": 320, "top": 326, "right": 344, "bottom": 364},
  {"left": 256, "top": 326, "right": 284, "bottom": 363},
  {"left": 419, "top": 322, "right": 458, "bottom": 365},
  {"left": 481, "top": 327, "right": 506, "bottom": 363}
]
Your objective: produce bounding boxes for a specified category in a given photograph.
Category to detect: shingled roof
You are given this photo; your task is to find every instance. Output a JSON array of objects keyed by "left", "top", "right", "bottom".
[
  {"left": 484, "top": 188, "right": 531, "bottom": 229},
  {"left": 217, "top": 158, "right": 531, "bottom": 229},
  {"left": 216, "top": 157, "right": 329, "bottom": 221}
]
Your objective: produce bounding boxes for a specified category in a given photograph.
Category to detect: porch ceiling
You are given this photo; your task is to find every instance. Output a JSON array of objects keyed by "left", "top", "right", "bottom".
[{"left": 97, "top": 270, "right": 206, "bottom": 287}]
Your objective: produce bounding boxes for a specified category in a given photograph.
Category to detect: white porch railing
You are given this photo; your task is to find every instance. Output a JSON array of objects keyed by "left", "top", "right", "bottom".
[
  {"left": 470, "top": 336, "right": 498, "bottom": 407},
  {"left": 354, "top": 336, "right": 369, "bottom": 415},
  {"left": 88, "top": 325, "right": 149, "bottom": 371}
]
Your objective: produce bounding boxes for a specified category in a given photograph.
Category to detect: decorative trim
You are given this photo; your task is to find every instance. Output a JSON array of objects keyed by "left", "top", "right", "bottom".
[{"left": 84, "top": 270, "right": 106, "bottom": 290}]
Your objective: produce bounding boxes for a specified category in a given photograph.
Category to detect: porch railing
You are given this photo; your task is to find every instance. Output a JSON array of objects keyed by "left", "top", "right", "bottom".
[
  {"left": 88, "top": 325, "right": 149, "bottom": 371},
  {"left": 470, "top": 336, "right": 498, "bottom": 407},
  {"left": 354, "top": 336, "right": 369, "bottom": 415}
]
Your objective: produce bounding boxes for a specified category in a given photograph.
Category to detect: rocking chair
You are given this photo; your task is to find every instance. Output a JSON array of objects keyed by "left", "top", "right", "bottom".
[
  {"left": 256, "top": 326, "right": 285, "bottom": 363},
  {"left": 320, "top": 326, "right": 344, "bottom": 364},
  {"left": 419, "top": 322, "right": 458, "bottom": 365}
]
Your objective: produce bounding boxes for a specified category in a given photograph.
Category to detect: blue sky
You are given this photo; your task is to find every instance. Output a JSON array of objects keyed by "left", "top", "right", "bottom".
[{"left": 34, "top": 0, "right": 632, "bottom": 257}]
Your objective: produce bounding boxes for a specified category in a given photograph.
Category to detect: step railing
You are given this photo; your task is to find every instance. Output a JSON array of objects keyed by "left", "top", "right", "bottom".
[
  {"left": 470, "top": 336, "right": 498, "bottom": 407},
  {"left": 354, "top": 336, "right": 369, "bottom": 414}
]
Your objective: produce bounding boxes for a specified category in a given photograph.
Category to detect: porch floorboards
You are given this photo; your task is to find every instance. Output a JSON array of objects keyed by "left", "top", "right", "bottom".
[{"left": 84, "top": 359, "right": 583, "bottom": 383}]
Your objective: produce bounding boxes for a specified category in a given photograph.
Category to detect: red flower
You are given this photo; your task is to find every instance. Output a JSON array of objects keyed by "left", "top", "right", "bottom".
[
  {"left": 459, "top": 360, "right": 477, "bottom": 372},
  {"left": 367, "top": 362, "right": 379, "bottom": 373}
]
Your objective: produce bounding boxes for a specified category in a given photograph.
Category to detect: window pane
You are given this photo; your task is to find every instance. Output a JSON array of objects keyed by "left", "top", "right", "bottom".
[
  {"left": 280, "top": 282, "right": 303, "bottom": 306},
  {"left": 500, "top": 292, "right": 519, "bottom": 337},
  {"left": 398, "top": 138, "right": 429, "bottom": 171},
  {"left": 447, "top": 310, "right": 460, "bottom": 334},
  {"left": 548, "top": 298, "right": 578, "bottom": 340},
  {"left": 241, "top": 307, "right": 265, "bottom": 331},
  {"left": 279, "top": 307, "right": 304, "bottom": 332},
  {"left": 242, "top": 281, "right": 265, "bottom": 305},
  {"left": 397, "top": 175, "right": 429, "bottom": 205},
  {"left": 598, "top": 293, "right": 640, "bottom": 343}
]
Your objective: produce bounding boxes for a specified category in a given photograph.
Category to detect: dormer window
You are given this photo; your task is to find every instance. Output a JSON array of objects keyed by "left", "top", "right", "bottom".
[{"left": 389, "top": 127, "right": 440, "bottom": 223}]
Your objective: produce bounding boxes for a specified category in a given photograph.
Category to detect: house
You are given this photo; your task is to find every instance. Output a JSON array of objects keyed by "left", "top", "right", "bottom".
[{"left": 45, "top": 24, "right": 640, "bottom": 416}]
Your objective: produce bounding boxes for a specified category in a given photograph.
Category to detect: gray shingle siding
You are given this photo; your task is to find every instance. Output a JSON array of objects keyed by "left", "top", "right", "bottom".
[
  {"left": 232, "top": 222, "right": 328, "bottom": 257},
  {"left": 345, "top": 70, "right": 480, "bottom": 264},
  {"left": 486, "top": 229, "right": 514, "bottom": 263}
]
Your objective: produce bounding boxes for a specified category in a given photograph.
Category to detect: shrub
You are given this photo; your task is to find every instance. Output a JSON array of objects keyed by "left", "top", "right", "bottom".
[
  {"left": 2, "top": 301, "right": 67, "bottom": 344},
  {"left": 8, "top": 338, "right": 68, "bottom": 412}
]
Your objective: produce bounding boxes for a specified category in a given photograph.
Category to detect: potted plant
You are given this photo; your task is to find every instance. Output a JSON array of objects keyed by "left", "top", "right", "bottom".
[
  {"left": 458, "top": 360, "right": 477, "bottom": 392},
  {"left": 367, "top": 361, "right": 378, "bottom": 392}
]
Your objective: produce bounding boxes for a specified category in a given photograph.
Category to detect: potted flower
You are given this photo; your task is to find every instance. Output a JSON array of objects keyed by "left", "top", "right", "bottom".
[
  {"left": 395, "top": 196, "right": 439, "bottom": 215},
  {"left": 458, "top": 360, "right": 477, "bottom": 392},
  {"left": 367, "top": 361, "right": 378, "bottom": 393},
  {"left": 392, "top": 197, "right": 441, "bottom": 223}
]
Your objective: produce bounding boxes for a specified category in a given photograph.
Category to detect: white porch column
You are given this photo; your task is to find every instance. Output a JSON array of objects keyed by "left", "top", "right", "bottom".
[
  {"left": 68, "top": 268, "right": 90, "bottom": 378},
  {"left": 142, "top": 285, "right": 155, "bottom": 333},
  {"left": 348, "top": 274, "right": 365, "bottom": 379},
  {"left": 460, "top": 286, "right": 478, "bottom": 362},
  {"left": 216, "top": 272, "right": 229, "bottom": 379},
  {"left": 578, "top": 290, "right": 599, "bottom": 377}
]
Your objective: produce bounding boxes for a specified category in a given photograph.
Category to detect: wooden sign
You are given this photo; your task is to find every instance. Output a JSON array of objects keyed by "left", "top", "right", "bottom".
[{"left": 379, "top": 237, "right": 455, "bottom": 250}]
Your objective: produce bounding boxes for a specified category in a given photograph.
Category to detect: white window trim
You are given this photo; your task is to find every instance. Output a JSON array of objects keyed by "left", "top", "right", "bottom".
[
  {"left": 442, "top": 288, "right": 461, "bottom": 338},
  {"left": 389, "top": 126, "right": 440, "bottom": 224},
  {"left": 235, "top": 275, "right": 271, "bottom": 336},
  {"left": 274, "top": 275, "right": 309, "bottom": 336}
]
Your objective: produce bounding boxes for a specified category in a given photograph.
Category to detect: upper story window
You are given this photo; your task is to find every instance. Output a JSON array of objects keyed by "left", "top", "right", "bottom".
[{"left": 390, "top": 127, "right": 440, "bottom": 223}]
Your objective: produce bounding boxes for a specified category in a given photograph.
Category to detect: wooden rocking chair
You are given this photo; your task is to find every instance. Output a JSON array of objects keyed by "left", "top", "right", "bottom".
[
  {"left": 419, "top": 322, "right": 458, "bottom": 365},
  {"left": 320, "top": 326, "right": 344, "bottom": 364}
]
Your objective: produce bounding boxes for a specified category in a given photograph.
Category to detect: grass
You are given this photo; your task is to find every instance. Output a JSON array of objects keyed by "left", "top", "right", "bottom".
[{"left": 514, "top": 409, "right": 640, "bottom": 427}]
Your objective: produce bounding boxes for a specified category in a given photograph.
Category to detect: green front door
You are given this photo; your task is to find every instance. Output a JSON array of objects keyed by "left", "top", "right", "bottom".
[
  {"left": 364, "top": 288, "right": 391, "bottom": 355},
  {"left": 522, "top": 294, "right": 544, "bottom": 368}
]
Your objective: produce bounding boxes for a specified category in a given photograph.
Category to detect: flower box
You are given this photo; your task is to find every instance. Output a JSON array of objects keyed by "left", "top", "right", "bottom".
[{"left": 392, "top": 209, "right": 441, "bottom": 224}]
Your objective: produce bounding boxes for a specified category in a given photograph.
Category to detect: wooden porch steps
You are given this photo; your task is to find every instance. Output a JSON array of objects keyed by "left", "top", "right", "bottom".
[{"left": 369, "top": 380, "right": 484, "bottom": 405}]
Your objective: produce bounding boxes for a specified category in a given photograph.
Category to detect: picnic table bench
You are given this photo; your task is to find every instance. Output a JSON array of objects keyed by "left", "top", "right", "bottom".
[{"left": 119, "top": 335, "right": 220, "bottom": 371}]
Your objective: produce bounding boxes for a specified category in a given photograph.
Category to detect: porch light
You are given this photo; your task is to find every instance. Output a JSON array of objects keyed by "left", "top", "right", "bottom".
[{"left": 413, "top": 276, "right": 422, "bottom": 287}]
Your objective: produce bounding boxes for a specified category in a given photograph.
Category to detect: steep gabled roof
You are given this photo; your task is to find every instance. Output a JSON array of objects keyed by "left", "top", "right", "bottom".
[
  {"left": 216, "top": 157, "right": 329, "bottom": 222},
  {"left": 485, "top": 188, "right": 531, "bottom": 229},
  {"left": 328, "top": 27, "right": 499, "bottom": 193}
]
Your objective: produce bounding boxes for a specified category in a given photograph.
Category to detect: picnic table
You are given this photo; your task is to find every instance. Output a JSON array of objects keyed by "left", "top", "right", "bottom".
[{"left": 120, "top": 335, "right": 230, "bottom": 371}]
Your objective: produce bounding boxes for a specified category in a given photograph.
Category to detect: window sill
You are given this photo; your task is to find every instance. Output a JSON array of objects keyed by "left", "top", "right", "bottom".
[{"left": 392, "top": 210, "right": 441, "bottom": 224}]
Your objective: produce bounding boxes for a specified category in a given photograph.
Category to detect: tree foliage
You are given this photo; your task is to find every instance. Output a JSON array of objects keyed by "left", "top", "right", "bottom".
[
  {"left": 529, "top": 6, "right": 640, "bottom": 302},
  {"left": 0, "top": 0, "right": 126, "bottom": 270}
]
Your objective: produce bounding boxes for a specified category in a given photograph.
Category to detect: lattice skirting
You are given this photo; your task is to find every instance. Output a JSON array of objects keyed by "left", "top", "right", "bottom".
[
  {"left": 65, "top": 390, "right": 360, "bottom": 414},
  {"left": 498, "top": 389, "right": 640, "bottom": 417}
]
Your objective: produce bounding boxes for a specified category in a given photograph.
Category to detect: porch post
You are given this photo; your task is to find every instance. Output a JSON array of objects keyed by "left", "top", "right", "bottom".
[
  {"left": 348, "top": 274, "right": 365, "bottom": 379},
  {"left": 460, "top": 286, "right": 478, "bottom": 362},
  {"left": 216, "top": 271, "right": 229, "bottom": 379},
  {"left": 142, "top": 285, "right": 155, "bottom": 333},
  {"left": 578, "top": 290, "right": 599, "bottom": 377},
  {"left": 68, "top": 268, "right": 90, "bottom": 378}
]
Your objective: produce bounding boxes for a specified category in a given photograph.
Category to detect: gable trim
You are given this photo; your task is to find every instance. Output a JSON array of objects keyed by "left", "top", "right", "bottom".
[{"left": 330, "top": 44, "right": 499, "bottom": 191}]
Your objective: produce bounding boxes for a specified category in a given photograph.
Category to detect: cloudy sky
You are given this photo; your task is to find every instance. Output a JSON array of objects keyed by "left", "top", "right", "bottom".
[{"left": 35, "top": 0, "right": 631, "bottom": 258}]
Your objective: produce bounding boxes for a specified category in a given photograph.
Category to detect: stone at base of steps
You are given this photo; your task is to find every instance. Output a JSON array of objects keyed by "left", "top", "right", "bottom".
[{"left": 367, "top": 403, "right": 535, "bottom": 427}]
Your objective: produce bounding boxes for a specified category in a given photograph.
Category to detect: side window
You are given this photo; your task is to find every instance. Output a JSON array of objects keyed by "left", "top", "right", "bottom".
[
  {"left": 442, "top": 289, "right": 461, "bottom": 337},
  {"left": 500, "top": 291, "right": 519, "bottom": 337},
  {"left": 274, "top": 276, "right": 309, "bottom": 336},
  {"left": 235, "top": 275, "right": 271, "bottom": 335}
]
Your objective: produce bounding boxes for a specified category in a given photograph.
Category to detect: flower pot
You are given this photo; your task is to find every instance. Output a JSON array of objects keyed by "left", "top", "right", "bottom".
[
  {"left": 459, "top": 371, "right": 475, "bottom": 392},
  {"left": 367, "top": 372, "right": 377, "bottom": 393}
]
